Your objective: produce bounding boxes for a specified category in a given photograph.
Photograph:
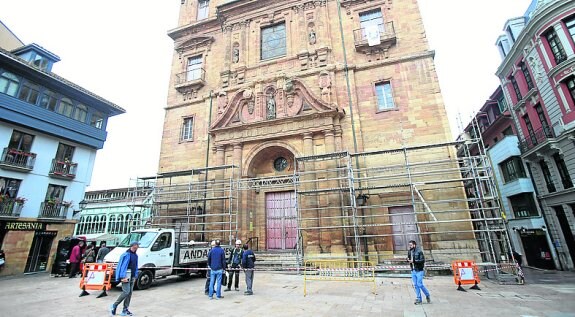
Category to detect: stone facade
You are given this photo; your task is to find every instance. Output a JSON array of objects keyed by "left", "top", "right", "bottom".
[{"left": 159, "top": 0, "right": 474, "bottom": 260}]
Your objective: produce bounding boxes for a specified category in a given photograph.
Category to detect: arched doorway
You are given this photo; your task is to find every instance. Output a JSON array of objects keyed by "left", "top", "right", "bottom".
[{"left": 245, "top": 145, "right": 297, "bottom": 250}]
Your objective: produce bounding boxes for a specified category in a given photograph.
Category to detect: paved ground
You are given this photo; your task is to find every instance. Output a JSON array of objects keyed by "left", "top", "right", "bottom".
[{"left": 1, "top": 268, "right": 574, "bottom": 317}]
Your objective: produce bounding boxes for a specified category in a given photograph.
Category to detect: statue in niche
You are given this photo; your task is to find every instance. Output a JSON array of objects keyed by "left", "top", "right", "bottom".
[
  {"left": 309, "top": 29, "right": 317, "bottom": 45},
  {"left": 232, "top": 47, "right": 239, "bottom": 63},
  {"left": 266, "top": 93, "right": 276, "bottom": 119}
]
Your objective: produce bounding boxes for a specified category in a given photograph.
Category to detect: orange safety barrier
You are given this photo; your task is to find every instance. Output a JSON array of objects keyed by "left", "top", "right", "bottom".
[
  {"left": 79, "top": 263, "right": 114, "bottom": 298},
  {"left": 451, "top": 260, "right": 481, "bottom": 292}
]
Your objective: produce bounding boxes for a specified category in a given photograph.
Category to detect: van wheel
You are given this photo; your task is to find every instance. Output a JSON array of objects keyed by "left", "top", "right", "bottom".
[{"left": 135, "top": 270, "right": 153, "bottom": 290}]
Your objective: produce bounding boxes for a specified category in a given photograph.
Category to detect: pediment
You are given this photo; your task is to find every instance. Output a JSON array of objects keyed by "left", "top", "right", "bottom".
[
  {"left": 175, "top": 36, "right": 215, "bottom": 53},
  {"left": 210, "top": 78, "right": 340, "bottom": 130}
]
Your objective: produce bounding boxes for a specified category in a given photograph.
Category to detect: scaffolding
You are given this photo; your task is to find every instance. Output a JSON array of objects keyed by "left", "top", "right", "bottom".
[
  {"left": 135, "top": 135, "right": 512, "bottom": 274},
  {"left": 146, "top": 165, "right": 239, "bottom": 244},
  {"left": 293, "top": 138, "right": 511, "bottom": 269}
]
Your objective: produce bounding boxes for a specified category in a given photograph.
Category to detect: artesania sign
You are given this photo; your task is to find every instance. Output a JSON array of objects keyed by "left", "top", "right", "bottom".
[{"left": 2, "top": 221, "right": 46, "bottom": 231}]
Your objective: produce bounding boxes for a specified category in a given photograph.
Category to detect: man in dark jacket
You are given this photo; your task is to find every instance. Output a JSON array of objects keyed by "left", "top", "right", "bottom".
[
  {"left": 407, "top": 240, "right": 430, "bottom": 305},
  {"left": 207, "top": 240, "right": 227, "bottom": 299},
  {"left": 241, "top": 244, "right": 256, "bottom": 295},
  {"left": 225, "top": 239, "right": 243, "bottom": 292}
]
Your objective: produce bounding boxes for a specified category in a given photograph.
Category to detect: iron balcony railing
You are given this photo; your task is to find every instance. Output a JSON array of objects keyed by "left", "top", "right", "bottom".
[
  {"left": 49, "top": 158, "right": 78, "bottom": 179},
  {"left": 0, "top": 147, "right": 36, "bottom": 170},
  {"left": 519, "top": 126, "right": 555, "bottom": 153},
  {"left": 353, "top": 21, "right": 396, "bottom": 47},
  {"left": 39, "top": 202, "right": 69, "bottom": 219},
  {"left": 0, "top": 198, "right": 24, "bottom": 217},
  {"left": 175, "top": 68, "right": 206, "bottom": 85}
]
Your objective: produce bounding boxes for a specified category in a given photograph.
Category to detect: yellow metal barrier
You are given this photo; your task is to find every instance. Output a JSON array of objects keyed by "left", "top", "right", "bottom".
[{"left": 303, "top": 260, "right": 376, "bottom": 296}]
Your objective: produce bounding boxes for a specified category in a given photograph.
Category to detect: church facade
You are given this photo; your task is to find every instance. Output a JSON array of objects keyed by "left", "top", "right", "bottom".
[{"left": 158, "top": 0, "right": 479, "bottom": 261}]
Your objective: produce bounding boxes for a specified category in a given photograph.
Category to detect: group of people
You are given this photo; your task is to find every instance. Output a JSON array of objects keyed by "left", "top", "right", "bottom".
[
  {"left": 205, "top": 239, "right": 256, "bottom": 299},
  {"left": 68, "top": 240, "right": 110, "bottom": 278}
]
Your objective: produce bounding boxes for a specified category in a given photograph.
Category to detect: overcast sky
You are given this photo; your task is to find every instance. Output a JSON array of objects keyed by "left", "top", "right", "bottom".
[{"left": 1, "top": 0, "right": 532, "bottom": 190}]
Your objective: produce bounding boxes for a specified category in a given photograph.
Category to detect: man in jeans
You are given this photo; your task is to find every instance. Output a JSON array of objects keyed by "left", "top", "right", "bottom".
[
  {"left": 407, "top": 240, "right": 430, "bottom": 305},
  {"left": 207, "top": 240, "right": 227, "bottom": 299},
  {"left": 110, "top": 241, "right": 139, "bottom": 316}
]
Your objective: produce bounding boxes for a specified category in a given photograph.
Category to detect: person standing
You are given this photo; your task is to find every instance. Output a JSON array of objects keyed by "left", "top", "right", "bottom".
[
  {"left": 407, "top": 240, "right": 430, "bottom": 305},
  {"left": 68, "top": 240, "right": 84, "bottom": 278},
  {"left": 225, "top": 239, "right": 243, "bottom": 292},
  {"left": 83, "top": 245, "right": 96, "bottom": 264},
  {"left": 96, "top": 242, "right": 110, "bottom": 263},
  {"left": 110, "top": 241, "right": 139, "bottom": 316},
  {"left": 207, "top": 240, "right": 226, "bottom": 299},
  {"left": 204, "top": 241, "right": 216, "bottom": 295},
  {"left": 241, "top": 244, "right": 256, "bottom": 295}
]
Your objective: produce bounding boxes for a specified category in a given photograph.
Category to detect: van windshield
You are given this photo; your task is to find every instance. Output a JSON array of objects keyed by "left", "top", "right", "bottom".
[{"left": 118, "top": 232, "right": 158, "bottom": 248}]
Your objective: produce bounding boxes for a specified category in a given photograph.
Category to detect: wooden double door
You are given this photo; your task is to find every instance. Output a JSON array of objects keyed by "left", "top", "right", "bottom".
[{"left": 266, "top": 191, "right": 297, "bottom": 250}]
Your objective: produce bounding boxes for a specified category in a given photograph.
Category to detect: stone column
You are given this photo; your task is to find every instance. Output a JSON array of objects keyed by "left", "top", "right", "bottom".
[
  {"left": 324, "top": 130, "right": 345, "bottom": 255},
  {"left": 302, "top": 132, "right": 320, "bottom": 255}
]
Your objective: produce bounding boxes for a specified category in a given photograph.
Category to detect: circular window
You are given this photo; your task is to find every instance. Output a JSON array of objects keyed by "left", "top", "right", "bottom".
[{"left": 273, "top": 157, "right": 288, "bottom": 172}]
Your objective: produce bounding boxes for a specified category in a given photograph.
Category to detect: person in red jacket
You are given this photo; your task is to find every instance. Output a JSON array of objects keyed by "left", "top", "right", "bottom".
[{"left": 68, "top": 240, "right": 85, "bottom": 278}]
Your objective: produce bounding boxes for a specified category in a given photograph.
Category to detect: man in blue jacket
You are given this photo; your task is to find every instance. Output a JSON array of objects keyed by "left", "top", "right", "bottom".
[
  {"left": 207, "top": 239, "right": 226, "bottom": 299},
  {"left": 110, "top": 241, "right": 139, "bottom": 316}
]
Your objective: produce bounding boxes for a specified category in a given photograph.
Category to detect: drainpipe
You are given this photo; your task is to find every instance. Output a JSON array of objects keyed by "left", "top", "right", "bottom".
[
  {"left": 201, "top": 91, "right": 214, "bottom": 242},
  {"left": 336, "top": 0, "right": 368, "bottom": 261}
]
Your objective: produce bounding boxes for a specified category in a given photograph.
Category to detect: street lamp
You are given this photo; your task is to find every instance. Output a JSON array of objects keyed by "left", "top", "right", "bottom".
[{"left": 356, "top": 194, "right": 369, "bottom": 206}]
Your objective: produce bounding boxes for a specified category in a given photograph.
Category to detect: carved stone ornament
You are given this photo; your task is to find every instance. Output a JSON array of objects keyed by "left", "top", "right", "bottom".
[
  {"left": 232, "top": 46, "right": 240, "bottom": 63},
  {"left": 217, "top": 92, "right": 228, "bottom": 115},
  {"left": 318, "top": 71, "right": 332, "bottom": 103},
  {"left": 309, "top": 29, "right": 317, "bottom": 45}
]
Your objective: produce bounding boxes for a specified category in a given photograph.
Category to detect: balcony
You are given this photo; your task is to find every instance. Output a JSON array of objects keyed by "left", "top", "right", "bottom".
[
  {"left": 0, "top": 198, "right": 24, "bottom": 217},
  {"left": 0, "top": 148, "right": 36, "bottom": 171},
  {"left": 519, "top": 126, "right": 555, "bottom": 153},
  {"left": 353, "top": 21, "right": 396, "bottom": 52},
  {"left": 49, "top": 159, "right": 78, "bottom": 179},
  {"left": 38, "top": 202, "right": 69, "bottom": 219},
  {"left": 174, "top": 68, "right": 206, "bottom": 93}
]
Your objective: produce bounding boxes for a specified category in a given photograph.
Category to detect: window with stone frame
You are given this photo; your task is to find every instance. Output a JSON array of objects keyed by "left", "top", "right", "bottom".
[
  {"left": 545, "top": 28, "right": 567, "bottom": 65},
  {"left": 360, "top": 8, "right": 384, "bottom": 32},
  {"left": 539, "top": 160, "right": 556, "bottom": 193},
  {"left": 566, "top": 76, "right": 575, "bottom": 105},
  {"left": 186, "top": 55, "right": 203, "bottom": 81},
  {"left": 181, "top": 117, "right": 194, "bottom": 141},
  {"left": 261, "top": 23, "right": 286, "bottom": 60},
  {"left": 509, "top": 193, "right": 538, "bottom": 218},
  {"left": 520, "top": 62, "right": 534, "bottom": 90},
  {"left": 197, "top": 0, "right": 209, "bottom": 20},
  {"left": 375, "top": 81, "right": 395, "bottom": 111},
  {"left": 510, "top": 75, "right": 522, "bottom": 101},
  {"left": 552, "top": 153, "right": 573, "bottom": 189},
  {"left": 499, "top": 156, "right": 526, "bottom": 183},
  {"left": 565, "top": 15, "right": 575, "bottom": 46},
  {"left": 497, "top": 94, "right": 508, "bottom": 113}
]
